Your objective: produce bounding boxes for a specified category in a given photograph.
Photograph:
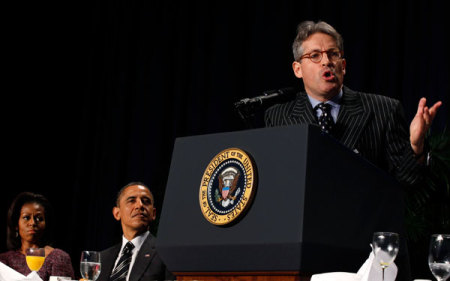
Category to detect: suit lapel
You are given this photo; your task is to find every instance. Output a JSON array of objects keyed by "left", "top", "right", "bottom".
[
  {"left": 335, "top": 87, "right": 371, "bottom": 149},
  {"left": 129, "top": 234, "right": 156, "bottom": 281},
  {"left": 289, "top": 93, "right": 318, "bottom": 125},
  {"left": 99, "top": 244, "right": 121, "bottom": 281}
]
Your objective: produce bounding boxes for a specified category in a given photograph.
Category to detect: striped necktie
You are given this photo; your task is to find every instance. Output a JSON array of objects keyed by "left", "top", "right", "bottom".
[{"left": 109, "top": 241, "right": 135, "bottom": 281}]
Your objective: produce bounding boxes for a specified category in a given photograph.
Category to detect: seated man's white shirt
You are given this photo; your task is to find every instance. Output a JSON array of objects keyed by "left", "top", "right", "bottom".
[{"left": 112, "top": 231, "right": 150, "bottom": 281}]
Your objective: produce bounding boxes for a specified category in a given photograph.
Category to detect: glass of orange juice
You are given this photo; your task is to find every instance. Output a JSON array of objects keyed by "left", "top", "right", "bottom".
[{"left": 26, "top": 248, "right": 45, "bottom": 272}]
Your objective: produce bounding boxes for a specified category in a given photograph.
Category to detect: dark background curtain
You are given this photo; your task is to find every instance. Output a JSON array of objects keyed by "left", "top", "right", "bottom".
[{"left": 2, "top": 1, "right": 448, "bottom": 279}]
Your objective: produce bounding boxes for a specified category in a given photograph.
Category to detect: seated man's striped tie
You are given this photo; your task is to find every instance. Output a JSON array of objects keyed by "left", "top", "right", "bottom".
[{"left": 110, "top": 241, "right": 135, "bottom": 281}]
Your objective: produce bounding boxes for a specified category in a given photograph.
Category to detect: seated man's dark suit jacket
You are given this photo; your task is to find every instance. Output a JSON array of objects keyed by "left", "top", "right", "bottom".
[
  {"left": 97, "top": 233, "right": 174, "bottom": 281},
  {"left": 264, "top": 85, "right": 424, "bottom": 187}
]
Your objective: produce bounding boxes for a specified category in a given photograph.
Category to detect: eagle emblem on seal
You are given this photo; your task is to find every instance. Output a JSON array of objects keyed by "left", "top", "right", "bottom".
[{"left": 215, "top": 167, "right": 241, "bottom": 207}]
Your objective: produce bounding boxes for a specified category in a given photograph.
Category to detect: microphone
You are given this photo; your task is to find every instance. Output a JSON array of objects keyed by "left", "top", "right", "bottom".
[{"left": 234, "top": 87, "right": 296, "bottom": 108}]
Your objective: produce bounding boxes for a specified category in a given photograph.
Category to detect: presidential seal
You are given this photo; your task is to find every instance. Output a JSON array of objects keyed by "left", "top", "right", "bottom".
[{"left": 199, "top": 148, "right": 257, "bottom": 226}]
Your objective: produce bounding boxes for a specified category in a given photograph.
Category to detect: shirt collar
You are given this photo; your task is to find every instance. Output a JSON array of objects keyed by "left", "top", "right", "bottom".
[
  {"left": 121, "top": 230, "right": 149, "bottom": 253},
  {"left": 307, "top": 88, "right": 343, "bottom": 109}
]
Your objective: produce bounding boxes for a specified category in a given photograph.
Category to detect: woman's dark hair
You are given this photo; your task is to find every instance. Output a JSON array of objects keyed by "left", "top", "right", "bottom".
[{"left": 6, "top": 192, "right": 54, "bottom": 250}]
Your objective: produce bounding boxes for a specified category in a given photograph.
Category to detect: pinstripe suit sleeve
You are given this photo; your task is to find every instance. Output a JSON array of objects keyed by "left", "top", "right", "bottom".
[{"left": 384, "top": 99, "right": 425, "bottom": 186}]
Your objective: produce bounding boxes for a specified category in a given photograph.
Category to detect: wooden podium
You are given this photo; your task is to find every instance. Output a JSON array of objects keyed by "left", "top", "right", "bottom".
[
  {"left": 174, "top": 271, "right": 309, "bottom": 281},
  {"left": 156, "top": 124, "right": 407, "bottom": 281}
]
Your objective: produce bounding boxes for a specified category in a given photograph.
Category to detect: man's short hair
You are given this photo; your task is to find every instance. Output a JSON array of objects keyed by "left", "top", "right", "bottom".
[
  {"left": 292, "top": 20, "right": 344, "bottom": 61},
  {"left": 115, "top": 181, "right": 154, "bottom": 207}
]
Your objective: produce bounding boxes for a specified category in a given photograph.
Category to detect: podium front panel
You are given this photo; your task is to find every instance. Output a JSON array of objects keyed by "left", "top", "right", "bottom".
[{"left": 156, "top": 125, "right": 405, "bottom": 273}]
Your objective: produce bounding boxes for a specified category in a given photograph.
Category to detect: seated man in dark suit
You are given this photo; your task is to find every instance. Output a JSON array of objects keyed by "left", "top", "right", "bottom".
[
  {"left": 265, "top": 20, "right": 442, "bottom": 187},
  {"left": 97, "top": 182, "right": 174, "bottom": 281}
]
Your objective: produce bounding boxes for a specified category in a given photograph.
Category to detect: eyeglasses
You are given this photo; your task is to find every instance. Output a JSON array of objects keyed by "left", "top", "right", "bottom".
[{"left": 299, "top": 49, "right": 343, "bottom": 63}]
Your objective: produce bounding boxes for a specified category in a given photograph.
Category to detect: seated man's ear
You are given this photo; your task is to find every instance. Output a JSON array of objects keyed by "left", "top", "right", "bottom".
[
  {"left": 112, "top": 206, "right": 121, "bottom": 221},
  {"left": 150, "top": 207, "right": 156, "bottom": 221}
]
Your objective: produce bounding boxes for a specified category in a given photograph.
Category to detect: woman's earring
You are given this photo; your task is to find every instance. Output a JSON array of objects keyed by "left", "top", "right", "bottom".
[{"left": 15, "top": 231, "right": 18, "bottom": 238}]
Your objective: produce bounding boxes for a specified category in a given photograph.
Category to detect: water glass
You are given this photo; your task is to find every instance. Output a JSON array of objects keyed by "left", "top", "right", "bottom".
[
  {"left": 428, "top": 234, "right": 450, "bottom": 281},
  {"left": 80, "top": 251, "right": 101, "bottom": 281}
]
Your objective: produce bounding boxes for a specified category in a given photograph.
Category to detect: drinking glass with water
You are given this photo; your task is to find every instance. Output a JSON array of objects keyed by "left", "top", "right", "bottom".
[
  {"left": 428, "top": 234, "right": 450, "bottom": 281},
  {"left": 80, "top": 251, "right": 101, "bottom": 281}
]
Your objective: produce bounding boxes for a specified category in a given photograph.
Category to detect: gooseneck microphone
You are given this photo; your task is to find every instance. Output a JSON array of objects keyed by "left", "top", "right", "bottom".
[
  {"left": 234, "top": 87, "right": 296, "bottom": 109},
  {"left": 234, "top": 87, "right": 297, "bottom": 129}
]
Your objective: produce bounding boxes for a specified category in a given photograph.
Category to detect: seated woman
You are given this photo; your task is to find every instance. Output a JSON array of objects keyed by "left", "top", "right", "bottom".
[{"left": 0, "top": 192, "right": 75, "bottom": 280}]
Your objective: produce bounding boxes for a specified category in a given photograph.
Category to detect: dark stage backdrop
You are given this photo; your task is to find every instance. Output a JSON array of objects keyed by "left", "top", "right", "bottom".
[{"left": 2, "top": 1, "right": 448, "bottom": 279}]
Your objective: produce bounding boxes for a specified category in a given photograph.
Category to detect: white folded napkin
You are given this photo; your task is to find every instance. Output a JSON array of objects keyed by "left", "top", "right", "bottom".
[
  {"left": 49, "top": 277, "right": 72, "bottom": 281},
  {"left": 311, "top": 246, "right": 398, "bottom": 281},
  {"left": 357, "top": 249, "right": 397, "bottom": 281},
  {"left": 0, "top": 262, "right": 43, "bottom": 281},
  {"left": 311, "top": 272, "right": 361, "bottom": 281}
]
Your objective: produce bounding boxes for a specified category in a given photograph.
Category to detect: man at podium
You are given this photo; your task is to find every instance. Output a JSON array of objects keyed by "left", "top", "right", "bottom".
[{"left": 264, "top": 20, "right": 442, "bottom": 187}]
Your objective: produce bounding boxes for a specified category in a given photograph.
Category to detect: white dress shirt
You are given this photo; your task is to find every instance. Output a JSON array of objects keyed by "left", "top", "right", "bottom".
[{"left": 112, "top": 231, "right": 149, "bottom": 281}]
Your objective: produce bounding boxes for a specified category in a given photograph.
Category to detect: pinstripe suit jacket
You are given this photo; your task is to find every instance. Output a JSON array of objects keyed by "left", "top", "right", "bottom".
[{"left": 264, "top": 86, "right": 424, "bottom": 186}]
